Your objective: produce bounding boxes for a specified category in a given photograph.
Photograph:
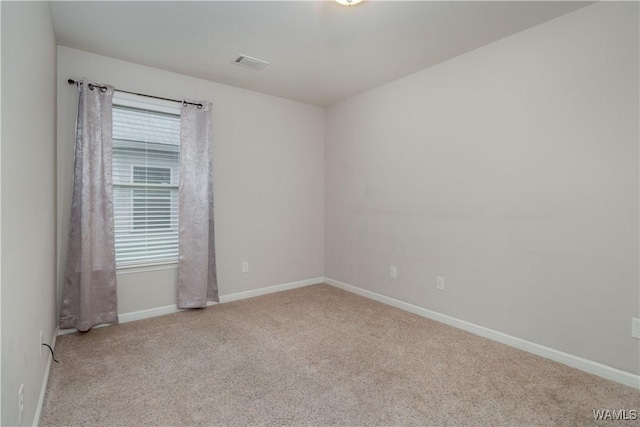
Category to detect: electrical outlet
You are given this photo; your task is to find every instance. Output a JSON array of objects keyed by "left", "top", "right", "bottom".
[
  {"left": 18, "top": 384, "right": 24, "bottom": 425},
  {"left": 390, "top": 266, "right": 397, "bottom": 279},
  {"left": 242, "top": 261, "right": 249, "bottom": 273},
  {"left": 632, "top": 318, "right": 640, "bottom": 339},
  {"left": 40, "top": 331, "right": 44, "bottom": 357},
  {"left": 436, "top": 276, "right": 445, "bottom": 291}
]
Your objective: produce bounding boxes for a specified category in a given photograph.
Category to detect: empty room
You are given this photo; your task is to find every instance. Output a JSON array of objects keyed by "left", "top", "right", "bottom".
[{"left": 1, "top": 0, "right": 639, "bottom": 425}]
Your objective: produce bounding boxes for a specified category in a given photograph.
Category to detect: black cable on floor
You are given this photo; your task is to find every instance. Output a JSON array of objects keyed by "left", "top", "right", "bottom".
[{"left": 41, "top": 343, "right": 61, "bottom": 364}]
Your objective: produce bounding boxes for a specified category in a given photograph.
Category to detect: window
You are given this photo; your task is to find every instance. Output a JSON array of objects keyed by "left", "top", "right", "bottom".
[
  {"left": 133, "top": 166, "right": 171, "bottom": 184},
  {"left": 112, "top": 94, "right": 181, "bottom": 268}
]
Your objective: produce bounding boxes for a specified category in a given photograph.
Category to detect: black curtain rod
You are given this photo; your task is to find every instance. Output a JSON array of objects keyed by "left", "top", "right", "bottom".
[{"left": 67, "top": 79, "right": 203, "bottom": 108}]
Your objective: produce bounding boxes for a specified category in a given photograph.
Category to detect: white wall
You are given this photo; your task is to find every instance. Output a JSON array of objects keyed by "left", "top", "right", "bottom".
[
  {"left": 1, "top": 1, "right": 58, "bottom": 425},
  {"left": 325, "top": 2, "right": 639, "bottom": 375},
  {"left": 57, "top": 47, "right": 325, "bottom": 317}
]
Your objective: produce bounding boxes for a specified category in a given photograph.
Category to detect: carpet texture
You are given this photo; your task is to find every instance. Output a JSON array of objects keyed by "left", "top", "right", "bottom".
[{"left": 41, "top": 284, "right": 639, "bottom": 426}]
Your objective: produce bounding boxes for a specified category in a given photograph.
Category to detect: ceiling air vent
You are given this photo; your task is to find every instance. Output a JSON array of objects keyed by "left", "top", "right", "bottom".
[{"left": 233, "top": 54, "right": 269, "bottom": 71}]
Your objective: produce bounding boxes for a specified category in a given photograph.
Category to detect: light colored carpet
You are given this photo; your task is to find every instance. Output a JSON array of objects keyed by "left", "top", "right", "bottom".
[{"left": 41, "top": 284, "right": 639, "bottom": 426}]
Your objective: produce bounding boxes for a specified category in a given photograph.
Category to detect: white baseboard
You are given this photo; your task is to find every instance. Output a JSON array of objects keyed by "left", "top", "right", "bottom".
[
  {"left": 219, "top": 277, "right": 322, "bottom": 303},
  {"left": 119, "top": 303, "right": 183, "bottom": 324},
  {"left": 33, "top": 328, "right": 58, "bottom": 426},
  {"left": 324, "top": 277, "right": 640, "bottom": 390},
  {"left": 58, "top": 277, "right": 323, "bottom": 336}
]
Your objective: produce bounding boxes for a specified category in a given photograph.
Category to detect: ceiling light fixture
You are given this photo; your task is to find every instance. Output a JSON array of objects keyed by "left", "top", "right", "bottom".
[{"left": 336, "top": 0, "right": 362, "bottom": 6}]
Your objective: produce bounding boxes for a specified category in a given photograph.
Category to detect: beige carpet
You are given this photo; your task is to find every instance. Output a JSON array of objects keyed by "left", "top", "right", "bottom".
[{"left": 41, "top": 284, "right": 639, "bottom": 426}]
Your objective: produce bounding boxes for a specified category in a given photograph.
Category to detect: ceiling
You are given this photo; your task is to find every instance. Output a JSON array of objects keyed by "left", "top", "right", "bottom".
[{"left": 51, "top": 1, "right": 591, "bottom": 106}]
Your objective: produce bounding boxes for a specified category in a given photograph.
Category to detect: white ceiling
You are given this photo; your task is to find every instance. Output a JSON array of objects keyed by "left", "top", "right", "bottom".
[{"left": 51, "top": 1, "right": 591, "bottom": 106}]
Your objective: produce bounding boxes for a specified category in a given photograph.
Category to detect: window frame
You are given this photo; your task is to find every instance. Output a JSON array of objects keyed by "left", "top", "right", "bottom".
[
  {"left": 130, "top": 164, "right": 173, "bottom": 185},
  {"left": 112, "top": 92, "right": 181, "bottom": 270},
  {"left": 127, "top": 164, "right": 177, "bottom": 232}
]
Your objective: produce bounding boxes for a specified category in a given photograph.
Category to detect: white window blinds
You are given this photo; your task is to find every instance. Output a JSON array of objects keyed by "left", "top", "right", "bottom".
[{"left": 112, "top": 97, "right": 181, "bottom": 268}]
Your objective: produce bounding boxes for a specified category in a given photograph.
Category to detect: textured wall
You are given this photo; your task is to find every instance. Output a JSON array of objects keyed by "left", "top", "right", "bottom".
[
  {"left": 57, "top": 47, "right": 325, "bottom": 316},
  {"left": 325, "top": 2, "right": 639, "bottom": 374},
  {"left": 1, "top": 1, "right": 58, "bottom": 425}
]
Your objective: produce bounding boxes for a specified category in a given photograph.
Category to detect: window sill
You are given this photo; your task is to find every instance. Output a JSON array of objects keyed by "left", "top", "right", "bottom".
[{"left": 116, "top": 262, "right": 178, "bottom": 275}]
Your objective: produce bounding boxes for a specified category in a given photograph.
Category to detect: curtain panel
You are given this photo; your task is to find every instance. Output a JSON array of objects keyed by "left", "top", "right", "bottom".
[
  {"left": 177, "top": 101, "right": 218, "bottom": 308},
  {"left": 60, "top": 79, "right": 118, "bottom": 331}
]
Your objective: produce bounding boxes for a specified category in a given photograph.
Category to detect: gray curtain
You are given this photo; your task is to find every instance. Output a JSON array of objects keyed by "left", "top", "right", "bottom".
[
  {"left": 59, "top": 79, "right": 118, "bottom": 331},
  {"left": 177, "top": 101, "right": 218, "bottom": 308}
]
